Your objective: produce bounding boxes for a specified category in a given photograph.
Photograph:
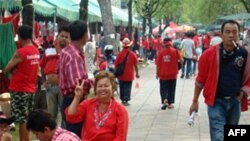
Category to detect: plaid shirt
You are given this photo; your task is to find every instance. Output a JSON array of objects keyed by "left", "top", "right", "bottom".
[
  {"left": 58, "top": 44, "right": 92, "bottom": 96},
  {"left": 52, "top": 127, "right": 81, "bottom": 141}
]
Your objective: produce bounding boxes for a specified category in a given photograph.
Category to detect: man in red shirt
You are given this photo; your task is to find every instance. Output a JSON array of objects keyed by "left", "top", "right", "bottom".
[
  {"left": 40, "top": 26, "right": 70, "bottom": 126},
  {"left": 5, "top": 25, "right": 40, "bottom": 141},
  {"left": 115, "top": 38, "right": 140, "bottom": 106},
  {"left": 58, "top": 20, "right": 92, "bottom": 138},
  {"left": 155, "top": 38, "right": 183, "bottom": 110}
]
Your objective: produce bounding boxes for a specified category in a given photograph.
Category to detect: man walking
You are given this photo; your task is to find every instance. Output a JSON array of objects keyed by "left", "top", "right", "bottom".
[
  {"left": 189, "top": 20, "right": 250, "bottom": 141},
  {"left": 155, "top": 38, "right": 183, "bottom": 110}
]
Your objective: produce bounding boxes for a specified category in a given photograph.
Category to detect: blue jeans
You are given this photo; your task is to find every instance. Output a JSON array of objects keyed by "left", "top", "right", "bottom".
[
  {"left": 46, "top": 85, "right": 65, "bottom": 128},
  {"left": 119, "top": 80, "right": 132, "bottom": 102},
  {"left": 207, "top": 98, "right": 241, "bottom": 141},
  {"left": 181, "top": 57, "right": 192, "bottom": 78},
  {"left": 191, "top": 59, "right": 197, "bottom": 75},
  {"left": 159, "top": 79, "right": 176, "bottom": 104}
]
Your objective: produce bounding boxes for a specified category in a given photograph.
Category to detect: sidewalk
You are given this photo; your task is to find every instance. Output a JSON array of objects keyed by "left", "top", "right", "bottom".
[{"left": 120, "top": 63, "right": 250, "bottom": 141}]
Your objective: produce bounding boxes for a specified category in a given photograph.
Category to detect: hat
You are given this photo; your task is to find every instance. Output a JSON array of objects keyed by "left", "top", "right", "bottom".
[
  {"left": 0, "top": 112, "right": 15, "bottom": 125},
  {"left": 122, "top": 38, "right": 133, "bottom": 47}
]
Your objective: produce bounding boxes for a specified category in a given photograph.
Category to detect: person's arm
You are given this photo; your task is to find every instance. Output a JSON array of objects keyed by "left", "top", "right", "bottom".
[
  {"left": 5, "top": 52, "right": 22, "bottom": 73},
  {"left": 68, "top": 80, "right": 84, "bottom": 115},
  {"left": 114, "top": 105, "right": 129, "bottom": 141},
  {"left": 65, "top": 80, "right": 86, "bottom": 124},
  {"left": 189, "top": 85, "right": 202, "bottom": 114},
  {"left": 134, "top": 64, "right": 139, "bottom": 78}
]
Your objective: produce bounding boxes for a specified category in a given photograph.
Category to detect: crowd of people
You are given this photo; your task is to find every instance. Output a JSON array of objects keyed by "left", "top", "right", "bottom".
[{"left": 0, "top": 19, "right": 249, "bottom": 141}]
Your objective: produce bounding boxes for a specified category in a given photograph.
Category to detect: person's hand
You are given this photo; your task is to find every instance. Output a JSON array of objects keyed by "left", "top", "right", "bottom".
[
  {"left": 136, "top": 73, "right": 140, "bottom": 79},
  {"left": 189, "top": 102, "right": 199, "bottom": 115},
  {"left": 42, "top": 81, "right": 48, "bottom": 88},
  {"left": 74, "top": 79, "right": 85, "bottom": 99}
]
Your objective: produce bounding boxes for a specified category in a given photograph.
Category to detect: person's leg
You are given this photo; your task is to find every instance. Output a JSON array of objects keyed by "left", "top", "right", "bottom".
[
  {"left": 226, "top": 98, "right": 241, "bottom": 125},
  {"left": 192, "top": 59, "right": 197, "bottom": 76},
  {"left": 61, "top": 96, "right": 82, "bottom": 138},
  {"left": 11, "top": 92, "right": 32, "bottom": 141},
  {"left": 186, "top": 58, "right": 192, "bottom": 78},
  {"left": 119, "top": 80, "right": 125, "bottom": 102},
  {"left": 160, "top": 80, "right": 168, "bottom": 110},
  {"left": 46, "top": 85, "right": 58, "bottom": 119},
  {"left": 167, "top": 79, "right": 176, "bottom": 108},
  {"left": 181, "top": 58, "right": 187, "bottom": 78},
  {"left": 207, "top": 99, "right": 227, "bottom": 141},
  {"left": 123, "top": 81, "right": 132, "bottom": 102}
]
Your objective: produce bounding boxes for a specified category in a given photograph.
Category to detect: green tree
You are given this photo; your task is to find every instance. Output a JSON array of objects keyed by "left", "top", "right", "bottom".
[
  {"left": 239, "top": 0, "right": 250, "bottom": 12},
  {"left": 97, "top": 0, "right": 117, "bottom": 53},
  {"left": 134, "top": 0, "right": 166, "bottom": 35}
]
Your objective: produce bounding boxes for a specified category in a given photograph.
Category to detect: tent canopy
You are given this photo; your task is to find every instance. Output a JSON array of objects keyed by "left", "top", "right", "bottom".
[{"left": 218, "top": 13, "right": 250, "bottom": 20}]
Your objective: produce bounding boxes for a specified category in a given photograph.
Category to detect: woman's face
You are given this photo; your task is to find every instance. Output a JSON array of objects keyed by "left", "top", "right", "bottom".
[{"left": 95, "top": 77, "right": 113, "bottom": 100}]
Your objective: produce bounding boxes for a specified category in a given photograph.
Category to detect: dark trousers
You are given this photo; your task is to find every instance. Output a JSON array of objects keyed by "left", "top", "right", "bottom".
[
  {"left": 61, "top": 95, "right": 83, "bottom": 138},
  {"left": 33, "top": 89, "right": 47, "bottom": 110},
  {"left": 159, "top": 79, "right": 176, "bottom": 104},
  {"left": 119, "top": 80, "right": 132, "bottom": 102}
]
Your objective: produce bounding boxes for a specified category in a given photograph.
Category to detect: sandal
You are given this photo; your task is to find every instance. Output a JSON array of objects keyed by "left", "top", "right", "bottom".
[{"left": 168, "top": 104, "right": 174, "bottom": 109}]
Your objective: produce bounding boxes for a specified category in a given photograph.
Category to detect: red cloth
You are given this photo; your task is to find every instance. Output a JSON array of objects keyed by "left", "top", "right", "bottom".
[
  {"left": 155, "top": 47, "right": 181, "bottom": 80},
  {"left": 9, "top": 45, "right": 39, "bottom": 93},
  {"left": 65, "top": 98, "right": 128, "bottom": 141},
  {"left": 99, "top": 61, "right": 107, "bottom": 70},
  {"left": 40, "top": 54, "right": 59, "bottom": 75},
  {"left": 52, "top": 127, "right": 81, "bottom": 141},
  {"left": 58, "top": 44, "right": 92, "bottom": 96},
  {"left": 2, "top": 13, "right": 20, "bottom": 35},
  {"left": 34, "top": 22, "right": 41, "bottom": 38},
  {"left": 0, "top": 73, "right": 9, "bottom": 94},
  {"left": 142, "top": 38, "right": 149, "bottom": 50},
  {"left": 114, "top": 49, "right": 138, "bottom": 81}
]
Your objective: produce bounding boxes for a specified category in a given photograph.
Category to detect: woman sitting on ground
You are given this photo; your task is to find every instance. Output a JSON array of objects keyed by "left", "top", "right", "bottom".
[{"left": 65, "top": 71, "right": 129, "bottom": 141}]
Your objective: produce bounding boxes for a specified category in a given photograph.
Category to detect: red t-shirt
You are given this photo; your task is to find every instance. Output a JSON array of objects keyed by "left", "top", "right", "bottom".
[
  {"left": 114, "top": 49, "right": 138, "bottom": 81},
  {"left": 155, "top": 47, "right": 181, "bottom": 80},
  {"left": 99, "top": 61, "right": 107, "bottom": 70},
  {"left": 9, "top": 45, "right": 39, "bottom": 93},
  {"left": 40, "top": 48, "right": 59, "bottom": 75}
]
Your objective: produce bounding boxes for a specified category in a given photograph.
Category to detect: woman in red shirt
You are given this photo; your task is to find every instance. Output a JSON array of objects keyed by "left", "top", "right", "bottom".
[{"left": 65, "top": 71, "right": 128, "bottom": 141}]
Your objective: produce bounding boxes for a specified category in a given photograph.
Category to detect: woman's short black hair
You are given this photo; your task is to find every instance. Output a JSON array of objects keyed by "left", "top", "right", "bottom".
[
  {"left": 69, "top": 20, "right": 88, "bottom": 41},
  {"left": 26, "top": 109, "right": 57, "bottom": 132},
  {"left": 17, "top": 25, "right": 33, "bottom": 40}
]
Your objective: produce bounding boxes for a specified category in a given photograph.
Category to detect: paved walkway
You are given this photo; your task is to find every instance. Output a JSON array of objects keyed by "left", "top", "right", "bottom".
[{"left": 117, "top": 63, "right": 250, "bottom": 141}]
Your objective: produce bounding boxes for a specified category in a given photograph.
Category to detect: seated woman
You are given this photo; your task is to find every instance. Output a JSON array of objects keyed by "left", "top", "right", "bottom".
[
  {"left": 65, "top": 71, "right": 128, "bottom": 141},
  {"left": 0, "top": 111, "right": 15, "bottom": 141}
]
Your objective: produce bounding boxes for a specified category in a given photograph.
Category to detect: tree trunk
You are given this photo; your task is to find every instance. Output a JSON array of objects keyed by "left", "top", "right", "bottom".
[
  {"left": 22, "top": 0, "right": 34, "bottom": 27},
  {"left": 148, "top": 17, "right": 152, "bottom": 35},
  {"left": 97, "top": 0, "right": 117, "bottom": 53},
  {"left": 142, "top": 17, "right": 146, "bottom": 36},
  {"left": 79, "top": 0, "right": 88, "bottom": 22},
  {"left": 127, "top": 0, "right": 133, "bottom": 40}
]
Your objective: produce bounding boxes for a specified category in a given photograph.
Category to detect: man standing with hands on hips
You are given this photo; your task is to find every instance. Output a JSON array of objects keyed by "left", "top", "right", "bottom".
[{"left": 189, "top": 20, "right": 250, "bottom": 141}]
